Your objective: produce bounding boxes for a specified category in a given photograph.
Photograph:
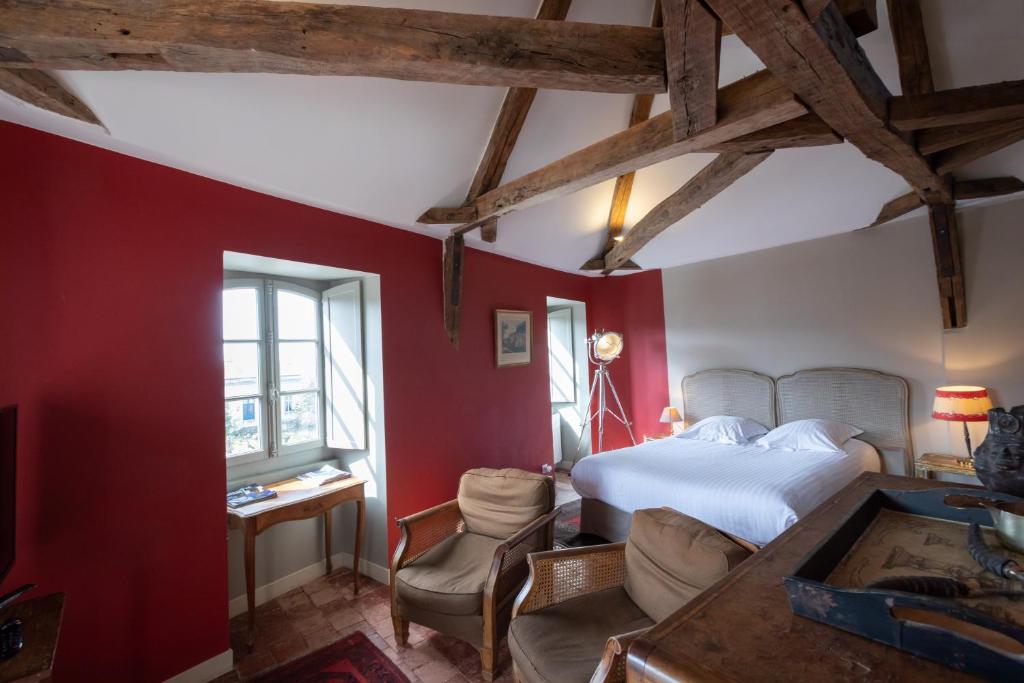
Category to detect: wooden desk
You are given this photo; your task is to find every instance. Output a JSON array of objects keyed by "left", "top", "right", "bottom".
[
  {"left": 0, "top": 593, "right": 64, "bottom": 683},
  {"left": 627, "top": 473, "right": 988, "bottom": 683},
  {"left": 227, "top": 476, "right": 365, "bottom": 647}
]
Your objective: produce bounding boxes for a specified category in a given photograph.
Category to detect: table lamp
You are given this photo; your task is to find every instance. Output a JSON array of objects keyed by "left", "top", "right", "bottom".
[
  {"left": 932, "top": 386, "right": 993, "bottom": 458},
  {"left": 660, "top": 407, "right": 683, "bottom": 435}
]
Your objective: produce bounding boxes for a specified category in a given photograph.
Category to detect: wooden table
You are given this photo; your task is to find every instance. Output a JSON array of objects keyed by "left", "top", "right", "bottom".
[
  {"left": 227, "top": 476, "right": 365, "bottom": 647},
  {"left": 916, "top": 452, "right": 977, "bottom": 479},
  {"left": 627, "top": 473, "right": 989, "bottom": 682},
  {"left": 0, "top": 593, "right": 64, "bottom": 683}
]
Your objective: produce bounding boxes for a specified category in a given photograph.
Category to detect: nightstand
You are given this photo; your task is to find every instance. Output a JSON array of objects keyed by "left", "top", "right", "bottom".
[
  {"left": 644, "top": 434, "right": 672, "bottom": 443},
  {"left": 915, "top": 452, "right": 976, "bottom": 479}
]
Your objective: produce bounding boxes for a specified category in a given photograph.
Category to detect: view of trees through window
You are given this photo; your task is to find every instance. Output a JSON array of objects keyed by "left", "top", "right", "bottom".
[{"left": 223, "top": 281, "right": 324, "bottom": 461}]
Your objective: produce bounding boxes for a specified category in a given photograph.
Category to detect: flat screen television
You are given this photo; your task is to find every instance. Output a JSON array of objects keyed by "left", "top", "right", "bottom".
[{"left": 0, "top": 405, "right": 15, "bottom": 585}]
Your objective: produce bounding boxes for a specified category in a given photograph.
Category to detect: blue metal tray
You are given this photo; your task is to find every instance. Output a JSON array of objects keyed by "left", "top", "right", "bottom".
[{"left": 784, "top": 487, "right": 1024, "bottom": 681}]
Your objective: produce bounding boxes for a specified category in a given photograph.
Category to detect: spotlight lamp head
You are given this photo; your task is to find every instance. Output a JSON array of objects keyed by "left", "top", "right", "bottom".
[{"left": 590, "top": 330, "right": 624, "bottom": 363}]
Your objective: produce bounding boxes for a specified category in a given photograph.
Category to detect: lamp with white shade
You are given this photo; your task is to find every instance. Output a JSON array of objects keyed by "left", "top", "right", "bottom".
[{"left": 660, "top": 407, "right": 683, "bottom": 435}]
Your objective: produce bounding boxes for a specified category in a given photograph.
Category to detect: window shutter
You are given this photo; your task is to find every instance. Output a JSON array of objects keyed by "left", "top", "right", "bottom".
[
  {"left": 547, "top": 307, "right": 576, "bottom": 403},
  {"left": 322, "top": 280, "right": 366, "bottom": 449}
]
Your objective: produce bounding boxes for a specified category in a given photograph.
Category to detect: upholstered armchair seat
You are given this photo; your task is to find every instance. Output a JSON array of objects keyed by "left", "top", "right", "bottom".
[
  {"left": 509, "top": 508, "right": 752, "bottom": 683},
  {"left": 395, "top": 531, "right": 504, "bottom": 616},
  {"left": 391, "top": 468, "right": 557, "bottom": 681},
  {"left": 508, "top": 587, "right": 654, "bottom": 683}
]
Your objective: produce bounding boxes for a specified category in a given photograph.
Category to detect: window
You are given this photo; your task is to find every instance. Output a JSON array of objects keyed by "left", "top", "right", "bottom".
[
  {"left": 547, "top": 307, "right": 576, "bottom": 404},
  {"left": 223, "top": 279, "right": 344, "bottom": 463}
]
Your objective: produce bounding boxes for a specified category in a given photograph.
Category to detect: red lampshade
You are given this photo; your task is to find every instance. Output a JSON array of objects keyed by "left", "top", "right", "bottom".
[{"left": 932, "top": 386, "right": 992, "bottom": 422}]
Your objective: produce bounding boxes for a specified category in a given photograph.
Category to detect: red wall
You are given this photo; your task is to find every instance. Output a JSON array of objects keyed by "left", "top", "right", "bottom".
[
  {"left": 0, "top": 122, "right": 667, "bottom": 681},
  {"left": 587, "top": 274, "right": 671, "bottom": 451}
]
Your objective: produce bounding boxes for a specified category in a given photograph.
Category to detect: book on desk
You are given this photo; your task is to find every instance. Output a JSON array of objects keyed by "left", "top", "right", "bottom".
[{"left": 227, "top": 465, "right": 351, "bottom": 509}]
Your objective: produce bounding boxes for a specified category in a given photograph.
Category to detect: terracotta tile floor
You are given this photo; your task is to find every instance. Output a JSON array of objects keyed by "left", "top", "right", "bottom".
[{"left": 214, "top": 568, "right": 515, "bottom": 683}]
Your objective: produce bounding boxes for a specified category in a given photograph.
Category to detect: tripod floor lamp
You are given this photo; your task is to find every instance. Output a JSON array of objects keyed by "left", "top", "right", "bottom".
[{"left": 576, "top": 330, "right": 636, "bottom": 456}]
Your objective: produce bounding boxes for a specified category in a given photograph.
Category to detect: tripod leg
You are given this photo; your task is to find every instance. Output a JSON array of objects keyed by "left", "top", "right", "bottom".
[
  {"left": 575, "top": 370, "right": 600, "bottom": 459},
  {"left": 597, "top": 367, "right": 606, "bottom": 452},
  {"left": 605, "top": 372, "right": 636, "bottom": 445}
]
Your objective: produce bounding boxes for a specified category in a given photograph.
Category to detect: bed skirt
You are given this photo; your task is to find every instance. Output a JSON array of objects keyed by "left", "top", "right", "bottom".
[
  {"left": 580, "top": 497, "right": 634, "bottom": 542},
  {"left": 581, "top": 497, "right": 762, "bottom": 552}
]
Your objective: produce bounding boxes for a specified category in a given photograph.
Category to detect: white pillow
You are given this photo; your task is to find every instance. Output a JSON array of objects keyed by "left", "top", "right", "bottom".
[
  {"left": 757, "top": 419, "right": 863, "bottom": 453},
  {"left": 676, "top": 415, "right": 770, "bottom": 445}
]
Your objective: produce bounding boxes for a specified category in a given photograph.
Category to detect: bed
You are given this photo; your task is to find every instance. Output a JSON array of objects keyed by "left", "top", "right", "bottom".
[{"left": 571, "top": 368, "right": 913, "bottom": 547}]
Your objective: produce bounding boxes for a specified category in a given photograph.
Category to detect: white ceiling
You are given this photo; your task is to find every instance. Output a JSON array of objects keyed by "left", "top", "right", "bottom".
[{"left": 2, "top": 0, "right": 1022, "bottom": 274}]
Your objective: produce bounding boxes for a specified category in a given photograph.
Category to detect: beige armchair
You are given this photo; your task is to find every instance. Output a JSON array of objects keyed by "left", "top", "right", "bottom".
[
  {"left": 508, "top": 508, "right": 752, "bottom": 683},
  {"left": 390, "top": 468, "right": 557, "bottom": 681}
]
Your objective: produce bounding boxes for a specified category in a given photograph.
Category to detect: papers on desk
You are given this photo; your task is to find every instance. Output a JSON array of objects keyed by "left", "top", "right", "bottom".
[
  {"left": 296, "top": 464, "right": 351, "bottom": 486},
  {"left": 227, "top": 484, "right": 278, "bottom": 509}
]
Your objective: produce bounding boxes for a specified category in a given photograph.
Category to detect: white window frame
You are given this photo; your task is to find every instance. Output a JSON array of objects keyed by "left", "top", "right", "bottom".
[
  {"left": 223, "top": 279, "right": 270, "bottom": 466},
  {"left": 270, "top": 280, "right": 326, "bottom": 456},
  {"left": 223, "top": 278, "right": 327, "bottom": 464}
]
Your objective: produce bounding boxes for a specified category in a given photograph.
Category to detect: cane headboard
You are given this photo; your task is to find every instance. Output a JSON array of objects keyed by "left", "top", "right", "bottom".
[
  {"left": 776, "top": 368, "right": 913, "bottom": 476},
  {"left": 681, "top": 369, "right": 777, "bottom": 429}
]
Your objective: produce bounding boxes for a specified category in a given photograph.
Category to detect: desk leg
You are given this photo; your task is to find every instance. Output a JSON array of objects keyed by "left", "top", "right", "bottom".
[
  {"left": 353, "top": 498, "right": 364, "bottom": 595},
  {"left": 324, "top": 510, "right": 333, "bottom": 575},
  {"left": 244, "top": 521, "right": 257, "bottom": 649}
]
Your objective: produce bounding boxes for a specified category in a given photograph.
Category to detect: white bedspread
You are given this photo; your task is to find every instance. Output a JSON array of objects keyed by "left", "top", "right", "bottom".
[{"left": 571, "top": 437, "right": 879, "bottom": 546}]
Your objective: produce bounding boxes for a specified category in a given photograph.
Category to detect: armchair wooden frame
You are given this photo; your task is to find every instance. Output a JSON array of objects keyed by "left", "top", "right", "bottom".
[
  {"left": 511, "top": 543, "right": 646, "bottom": 683},
  {"left": 391, "top": 497, "right": 558, "bottom": 681}
]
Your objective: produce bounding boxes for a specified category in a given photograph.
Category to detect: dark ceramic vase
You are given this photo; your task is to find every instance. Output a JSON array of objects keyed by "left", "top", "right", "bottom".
[{"left": 974, "top": 405, "right": 1024, "bottom": 498}]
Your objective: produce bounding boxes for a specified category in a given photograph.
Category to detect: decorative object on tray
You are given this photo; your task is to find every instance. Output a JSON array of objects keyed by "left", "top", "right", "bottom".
[
  {"left": 916, "top": 452, "right": 976, "bottom": 479},
  {"left": 575, "top": 330, "right": 635, "bottom": 455},
  {"left": 494, "top": 309, "right": 531, "bottom": 368},
  {"left": 226, "top": 484, "right": 277, "bottom": 508},
  {"left": 946, "top": 493, "right": 1024, "bottom": 554},
  {"left": 974, "top": 405, "right": 1024, "bottom": 497},
  {"left": 659, "top": 406, "right": 683, "bottom": 435},
  {"left": 296, "top": 463, "right": 350, "bottom": 486},
  {"left": 932, "top": 386, "right": 992, "bottom": 458},
  {"left": 784, "top": 486, "right": 1024, "bottom": 681}
]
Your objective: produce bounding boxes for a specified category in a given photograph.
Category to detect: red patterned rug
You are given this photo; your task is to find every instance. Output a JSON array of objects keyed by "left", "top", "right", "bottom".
[{"left": 251, "top": 631, "right": 409, "bottom": 683}]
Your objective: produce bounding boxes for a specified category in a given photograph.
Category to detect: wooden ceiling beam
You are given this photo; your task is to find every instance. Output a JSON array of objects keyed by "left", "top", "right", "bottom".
[
  {"left": 578, "top": 96, "right": 652, "bottom": 271},
  {"left": 0, "top": 1, "right": 664, "bottom": 94},
  {"left": 418, "top": 206, "right": 477, "bottom": 225},
  {"left": 663, "top": 0, "right": 722, "bottom": 140},
  {"left": 885, "top": 0, "right": 933, "bottom": 96},
  {"left": 702, "top": 113, "right": 841, "bottom": 152},
  {"left": 602, "top": 151, "right": 772, "bottom": 273},
  {"left": 452, "top": 0, "right": 573, "bottom": 244},
  {"left": 865, "top": 176, "right": 1024, "bottom": 229},
  {"left": 580, "top": 1, "right": 663, "bottom": 272},
  {"left": 442, "top": 234, "right": 465, "bottom": 347},
  {"left": 932, "top": 120, "right": 1024, "bottom": 175},
  {"left": 802, "top": 0, "right": 878, "bottom": 36},
  {"left": 581, "top": 112, "right": 840, "bottom": 271},
  {"left": 916, "top": 117, "right": 1024, "bottom": 156},
  {"left": 928, "top": 203, "right": 966, "bottom": 329},
  {"left": 703, "top": 0, "right": 950, "bottom": 203},
  {"left": 0, "top": 68, "right": 104, "bottom": 128},
  {"left": 890, "top": 79, "right": 1024, "bottom": 131},
  {"left": 955, "top": 176, "right": 1024, "bottom": 201},
  {"left": 450, "top": 69, "right": 806, "bottom": 236}
]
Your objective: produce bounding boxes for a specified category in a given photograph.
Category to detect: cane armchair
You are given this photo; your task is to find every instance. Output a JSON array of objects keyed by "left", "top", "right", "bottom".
[
  {"left": 508, "top": 508, "right": 752, "bottom": 683},
  {"left": 390, "top": 468, "right": 557, "bottom": 681}
]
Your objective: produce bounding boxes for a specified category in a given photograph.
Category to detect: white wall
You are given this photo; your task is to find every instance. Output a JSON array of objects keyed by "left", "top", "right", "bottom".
[{"left": 661, "top": 197, "right": 1024, "bottom": 462}]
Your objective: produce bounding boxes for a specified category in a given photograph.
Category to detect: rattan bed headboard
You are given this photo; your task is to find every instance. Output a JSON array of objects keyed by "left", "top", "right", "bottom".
[
  {"left": 681, "top": 369, "right": 777, "bottom": 429},
  {"left": 776, "top": 368, "right": 913, "bottom": 476}
]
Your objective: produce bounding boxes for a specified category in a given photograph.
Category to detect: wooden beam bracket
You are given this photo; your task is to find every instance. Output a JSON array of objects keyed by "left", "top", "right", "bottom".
[{"left": 442, "top": 234, "right": 465, "bottom": 347}]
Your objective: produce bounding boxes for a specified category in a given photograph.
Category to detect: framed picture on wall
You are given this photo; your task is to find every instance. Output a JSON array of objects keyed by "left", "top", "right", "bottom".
[{"left": 495, "top": 309, "right": 532, "bottom": 368}]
